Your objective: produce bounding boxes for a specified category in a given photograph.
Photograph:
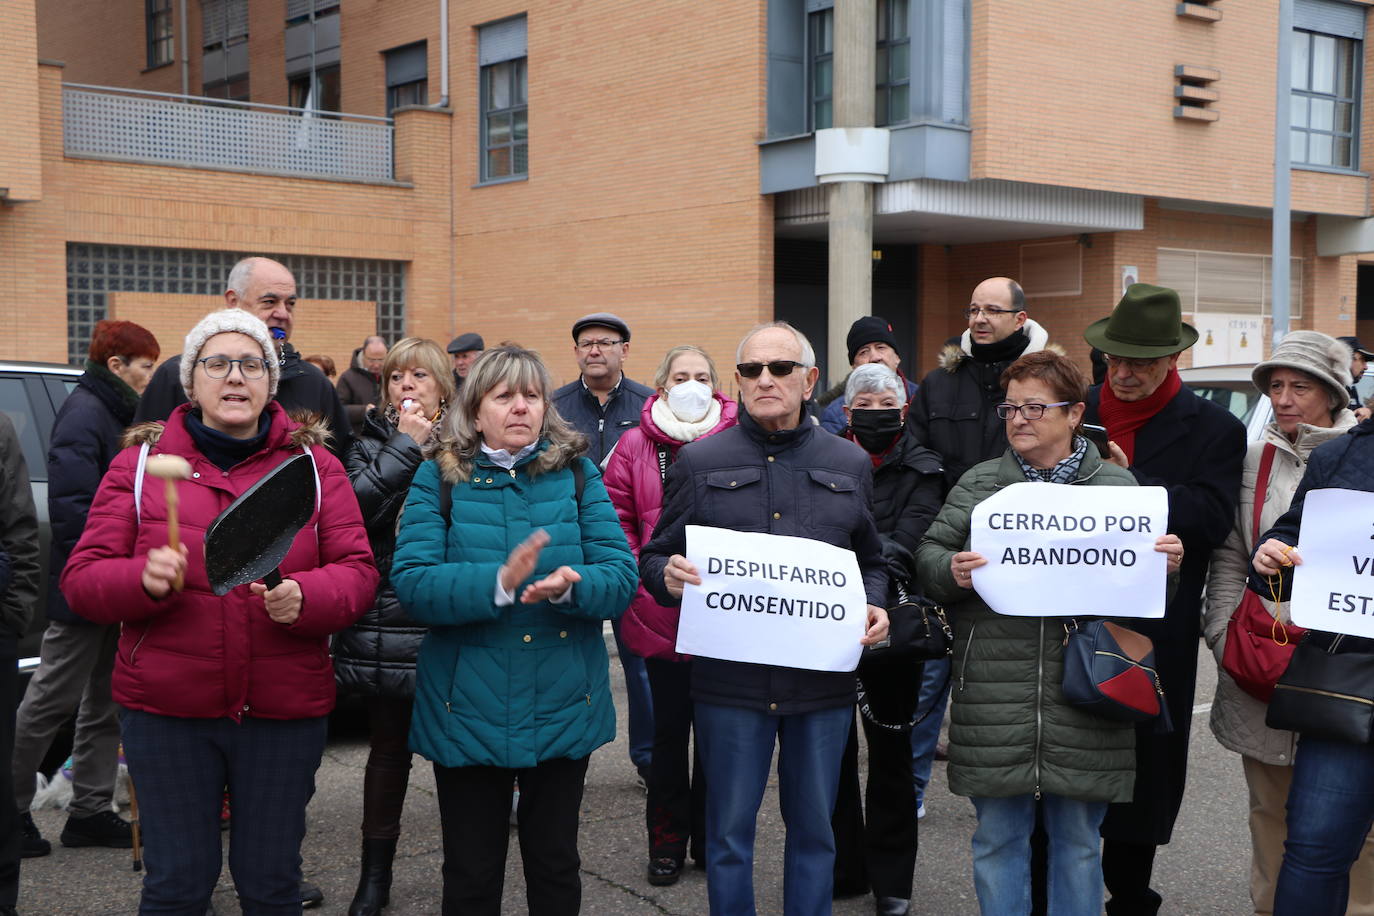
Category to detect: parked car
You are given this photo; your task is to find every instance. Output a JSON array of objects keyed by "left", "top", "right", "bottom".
[
  {"left": 0, "top": 360, "right": 83, "bottom": 687},
  {"left": 1178, "top": 364, "right": 1272, "bottom": 443}
]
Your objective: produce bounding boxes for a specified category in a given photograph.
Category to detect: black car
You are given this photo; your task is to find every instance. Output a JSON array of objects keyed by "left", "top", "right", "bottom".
[{"left": 0, "top": 360, "right": 84, "bottom": 686}]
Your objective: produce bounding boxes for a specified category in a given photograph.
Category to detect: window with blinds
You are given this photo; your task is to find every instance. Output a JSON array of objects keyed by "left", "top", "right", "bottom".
[
  {"left": 479, "top": 16, "right": 528, "bottom": 182},
  {"left": 1019, "top": 240, "right": 1082, "bottom": 297},
  {"left": 1157, "top": 248, "right": 1304, "bottom": 317}
]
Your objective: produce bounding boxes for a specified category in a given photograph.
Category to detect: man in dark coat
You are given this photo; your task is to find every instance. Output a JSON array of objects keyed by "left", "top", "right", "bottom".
[
  {"left": 640, "top": 321, "right": 890, "bottom": 913},
  {"left": 816, "top": 316, "right": 919, "bottom": 435},
  {"left": 134, "top": 256, "right": 353, "bottom": 459},
  {"left": 336, "top": 336, "right": 386, "bottom": 437},
  {"left": 0, "top": 412, "right": 39, "bottom": 916},
  {"left": 447, "top": 332, "right": 484, "bottom": 395},
  {"left": 552, "top": 312, "right": 656, "bottom": 785},
  {"left": 907, "top": 276, "right": 1051, "bottom": 492},
  {"left": 1083, "top": 283, "right": 1246, "bottom": 916}
]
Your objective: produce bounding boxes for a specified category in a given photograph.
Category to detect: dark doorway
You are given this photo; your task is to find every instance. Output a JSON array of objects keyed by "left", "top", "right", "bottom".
[{"left": 773, "top": 239, "right": 918, "bottom": 387}]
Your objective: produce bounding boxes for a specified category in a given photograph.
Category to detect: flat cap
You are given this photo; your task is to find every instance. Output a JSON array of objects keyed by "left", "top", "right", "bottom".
[
  {"left": 447, "top": 332, "right": 485, "bottom": 354},
  {"left": 571, "top": 312, "right": 631, "bottom": 343}
]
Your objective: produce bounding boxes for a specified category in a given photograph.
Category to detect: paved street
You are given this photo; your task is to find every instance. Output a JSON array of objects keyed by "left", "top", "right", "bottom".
[{"left": 21, "top": 641, "right": 1251, "bottom": 914}]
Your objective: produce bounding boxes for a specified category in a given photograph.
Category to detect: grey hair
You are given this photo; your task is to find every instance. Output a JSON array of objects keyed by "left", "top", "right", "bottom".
[
  {"left": 431, "top": 346, "right": 587, "bottom": 480},
  {"left": 735, "top": 321, "right": 816, "bottom": 368},
  {"left": 363, "top": 335, "right": 386, "bottom": 350},
  {"left": 225, "top": 257, "right": 258, "bottom": 297},
  {"left": 845, "top": 363, "right": 905, "bottom": 407}
]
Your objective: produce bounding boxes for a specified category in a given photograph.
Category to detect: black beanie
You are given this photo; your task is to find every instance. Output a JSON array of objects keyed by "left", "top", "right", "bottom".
[{"left": 846, "top": 315, "right": 900, "bottom": 364}]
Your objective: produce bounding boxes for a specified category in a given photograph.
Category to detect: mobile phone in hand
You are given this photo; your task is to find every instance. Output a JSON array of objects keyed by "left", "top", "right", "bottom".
[{"left": 1082, "top": 423, "right": 1112, "bottom": 459}]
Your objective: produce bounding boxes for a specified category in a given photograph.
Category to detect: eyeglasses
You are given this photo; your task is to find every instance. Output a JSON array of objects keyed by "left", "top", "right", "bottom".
[
  {"left": 736, "top": 360, "right": 805, "bottom": 379},
  {"left": 1103, "top": 354, "right": 1163, "bottom": 372},
  {"left": 964, "top": 306, "right": 1019, "bottom": 320},
  {"left": 995, "top": 401, "right": 1070, "bottom": 420},
  {"left": 197, "top": 356, "right": 268, "bottom": 379},
  {"left": 576, "top": 338, "right": 624, "bottom": 351}
]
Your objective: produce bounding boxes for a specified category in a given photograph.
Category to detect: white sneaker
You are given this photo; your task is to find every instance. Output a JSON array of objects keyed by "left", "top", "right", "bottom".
[{"left": 916, "top": 803, "right": 926, "bottom": 820}]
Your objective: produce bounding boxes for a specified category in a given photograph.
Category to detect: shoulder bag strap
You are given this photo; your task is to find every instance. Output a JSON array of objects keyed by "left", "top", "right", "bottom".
[
  {"left": 133, "top": 442, "right": 150, "bottom": 525},
  {"left": 655, "top": 443, "right": 672, "bottom": 484},
  {"left": 1251, "top": 443, "right": 1278, "bottom": 547}
]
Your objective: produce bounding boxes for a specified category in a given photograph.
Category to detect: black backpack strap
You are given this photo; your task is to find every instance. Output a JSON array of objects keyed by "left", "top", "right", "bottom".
[
  {"left": 572, "top": 458, "right": 585, "bottom": 506},
  {"left": 438, "top": 478, "right": 452, "bottom": 528}
]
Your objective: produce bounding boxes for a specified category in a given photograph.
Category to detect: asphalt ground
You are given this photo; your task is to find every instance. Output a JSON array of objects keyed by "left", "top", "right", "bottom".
[{"left": 20, "top": 640, "right": 1251, "bottom": 915}]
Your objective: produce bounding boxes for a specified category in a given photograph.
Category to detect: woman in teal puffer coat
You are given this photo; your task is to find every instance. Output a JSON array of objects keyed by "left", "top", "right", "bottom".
[
  {"left": 391, "top": 346, "right": 637, "bottom": 916},
  {"left": 916, "top": 351, "right": 1183, "bottom": 916}
]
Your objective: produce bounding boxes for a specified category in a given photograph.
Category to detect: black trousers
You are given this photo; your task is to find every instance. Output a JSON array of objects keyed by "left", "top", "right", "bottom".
[
  {"left": 0, "top": 637, "right": 18, "bottom": 908},
  {"left": 832, "top": 661, "right": 923, "bottom": 900},
  {"left": 361, "top": 696, "right": 414, "bottom": 840},
  {"left": 433, "top": 755, "right": 589, "bottom": 916},
  {"left": 644, "top": 657, "right": 705, "bottom": 863}
]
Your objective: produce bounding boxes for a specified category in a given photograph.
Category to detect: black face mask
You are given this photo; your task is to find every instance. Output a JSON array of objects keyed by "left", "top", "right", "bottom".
[{"left": 849, "top": 408, "right": 904, "bottom": 454}]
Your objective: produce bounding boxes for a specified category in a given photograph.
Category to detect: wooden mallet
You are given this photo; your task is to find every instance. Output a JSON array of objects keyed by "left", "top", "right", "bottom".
[{"left": 145, "top": 455, "right": 193, "bottom": 591}]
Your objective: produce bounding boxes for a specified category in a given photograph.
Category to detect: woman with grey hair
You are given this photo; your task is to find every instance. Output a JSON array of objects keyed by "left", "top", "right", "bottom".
[
  {"left": 391, "top": 346, "right": 638, "bottom": 915},
  {"left": 830, "top": 362, "right": 945, "bottom": 916}
]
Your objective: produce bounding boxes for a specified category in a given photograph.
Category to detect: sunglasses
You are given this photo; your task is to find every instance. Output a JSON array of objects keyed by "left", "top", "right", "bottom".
[{"left": 736, "top": 360, "right": 805, "bottom": 379}]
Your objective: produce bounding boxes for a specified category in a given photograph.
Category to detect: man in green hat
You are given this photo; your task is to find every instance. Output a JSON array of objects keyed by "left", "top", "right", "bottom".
[{"left": 1083, "top": 283, "right": 1246, "bottom": 915}]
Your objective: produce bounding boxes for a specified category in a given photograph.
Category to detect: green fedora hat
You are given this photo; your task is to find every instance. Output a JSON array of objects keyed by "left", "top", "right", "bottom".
[{"left": 1083, "top": 283, "right": 1199, "bottom": 358}]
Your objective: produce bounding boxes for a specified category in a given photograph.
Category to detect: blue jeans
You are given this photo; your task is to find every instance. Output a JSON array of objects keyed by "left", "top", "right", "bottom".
[
  {"left": 910, "top": 656, "right": 951, "bottom": 806},
  {"left": 611, "top": 618, "right": 654, "bottom": 772},
  {"left": 1274, "top": 736, "right": 1374, "bottom": 915},
  {"left": 970, "top": 794, "right": 1107, "bottom": 916},
  {"left": 120, "top": 709, "right": 327, "bottom": 916},
  {"left": 696, "top": 701, "right": 851, "bottom": 916}
]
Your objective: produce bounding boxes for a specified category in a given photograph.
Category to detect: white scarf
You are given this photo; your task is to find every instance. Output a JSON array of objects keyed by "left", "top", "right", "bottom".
[{"left": 651, "top": 396, "right": 722, "bottom": 443}]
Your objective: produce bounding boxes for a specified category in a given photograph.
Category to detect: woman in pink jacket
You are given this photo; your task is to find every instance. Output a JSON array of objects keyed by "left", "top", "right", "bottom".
[
  {"left": 602, "top": 344, "right": 737, "bottom": 888},
  {"left": 61, "top": 309, "right": 377, "bottom": 915}
]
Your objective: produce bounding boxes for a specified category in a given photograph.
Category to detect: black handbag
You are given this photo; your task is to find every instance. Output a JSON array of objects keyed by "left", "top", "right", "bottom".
[
  {"left": 1266, "top": 631, "right": 1374, "bottom": 744},
  {"left": 857, "top": 580, "right": 952, "bottom": 676}
]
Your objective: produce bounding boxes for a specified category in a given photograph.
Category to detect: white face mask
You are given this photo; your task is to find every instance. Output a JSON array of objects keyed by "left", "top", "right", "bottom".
[{"left": 666, "top": 379, "right": 713, "bottom": 423}]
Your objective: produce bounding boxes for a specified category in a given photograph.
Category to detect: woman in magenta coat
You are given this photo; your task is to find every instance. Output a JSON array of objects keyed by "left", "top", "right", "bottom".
[
  {"left": 62, "top": 309, "right": 377, "bottom": 915},
  {"left": 602, "top": 344, "right": 737, "bottom": 887}
]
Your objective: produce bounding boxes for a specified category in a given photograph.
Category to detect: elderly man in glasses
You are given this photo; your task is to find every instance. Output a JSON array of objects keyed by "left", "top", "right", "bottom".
[
  {"left": 1082, "top": 283, "right": 1244, "bottom": 916},
  {"left": 641, "top": 321, "right": 890, "bottom": 916}
]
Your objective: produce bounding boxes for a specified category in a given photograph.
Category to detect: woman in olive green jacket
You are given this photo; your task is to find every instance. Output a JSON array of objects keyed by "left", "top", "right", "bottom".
[{"left": 916, "top": 351, "right": 1183, "bottom": 916}]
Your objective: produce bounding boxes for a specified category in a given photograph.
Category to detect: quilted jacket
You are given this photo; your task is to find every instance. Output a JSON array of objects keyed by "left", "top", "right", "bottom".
[
  {"left": 1203, "top": 412, "right": 1355, "bottom": 767},
  {"left": 60, "top": 402, "right": 378, "bottom": 721},
  {"left": 915, "top": 448, "right": 1139, "bottom": 802},
  {"left": 390, "top": 442, "right": 638, "bottom": 769},
  {"left": 602, "top": 391, "right": 737, "bottom": 661},
  {"left": 334, "top": 408, "right": 429, "bottom": 699}
]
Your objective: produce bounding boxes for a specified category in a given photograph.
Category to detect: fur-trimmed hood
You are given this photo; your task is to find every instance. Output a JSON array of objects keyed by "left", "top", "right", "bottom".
[
  {"left": 121, "top": 406, "right": 332, "bottom": 450},
  {"left": 938, "top": 319, "right": 1053, "bottom": 372}
]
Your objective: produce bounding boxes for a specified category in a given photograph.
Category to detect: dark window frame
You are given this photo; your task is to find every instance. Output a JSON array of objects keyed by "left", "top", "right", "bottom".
[
  {"left": 806, "top": 2, "right": 911, "bottom": 132},
  {"left": 145, "top": 0, "right": 174, "bottom": 69},
  {"left": 807, "top": 8, "right": 834, "bottom": 132},
  {"left": 1291, "top": 28, "right": 1361, "bottom": 170},
  {"left": 480, "top": 56, "right": 528, "bottom": 181}
]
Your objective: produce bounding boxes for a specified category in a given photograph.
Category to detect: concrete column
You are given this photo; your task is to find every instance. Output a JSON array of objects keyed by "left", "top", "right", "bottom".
[{"left": 827, "top": 0, "right": 877, "bottom": 385}]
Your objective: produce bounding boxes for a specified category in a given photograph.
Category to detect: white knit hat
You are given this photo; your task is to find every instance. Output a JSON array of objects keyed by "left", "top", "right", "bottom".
[
  {"left": 1252, "top": 330, "right": 1353, "bottom": 412},
  {"left": 180, "top": 308, "right": 281, "bottom": 400}
]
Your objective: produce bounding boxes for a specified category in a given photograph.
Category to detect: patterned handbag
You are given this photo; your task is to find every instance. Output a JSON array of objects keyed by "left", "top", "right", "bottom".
[{"left": 1062, "top": 618, "right": 1173, "bottom": 732}]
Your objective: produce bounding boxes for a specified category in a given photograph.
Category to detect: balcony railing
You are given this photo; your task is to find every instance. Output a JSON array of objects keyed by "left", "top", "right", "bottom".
[{"left": 63, "top": 84, "right": 394, "bottom": 182}]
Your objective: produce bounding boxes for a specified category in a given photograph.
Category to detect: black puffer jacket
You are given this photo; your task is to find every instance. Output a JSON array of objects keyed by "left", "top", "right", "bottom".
[
  {"left": 641, "top": 408, "right": 888, "bottom": 715},
  {"left": 46, "top": 363, "right": 140, "bottom": 624},
  {"left": 334, "top": 409, "right": 428, "bottom": 698},
  {"left": 867, "top": 430, "right": 944, "bottom": 580}
]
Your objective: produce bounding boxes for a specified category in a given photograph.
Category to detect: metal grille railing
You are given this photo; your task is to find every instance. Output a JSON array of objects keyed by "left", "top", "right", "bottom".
[{"left": 63, "top": 84, "right": 394, "bottom": 182}]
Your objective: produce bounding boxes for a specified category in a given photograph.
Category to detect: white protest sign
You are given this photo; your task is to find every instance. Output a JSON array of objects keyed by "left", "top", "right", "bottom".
[
  {"left": 675, "top": 525, "right": 868, "bottom": 672},
  {"left": 968, "top": 482, "right": 1168, "bottom": 617},
  {"left": 1290, "top": 488, "right": 1374, "bottom": 637}
]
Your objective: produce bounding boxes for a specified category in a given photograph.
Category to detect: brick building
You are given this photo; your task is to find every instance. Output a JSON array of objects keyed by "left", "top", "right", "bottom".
[{"left": 4, "top": 0, "right": 1374, "bottom": 386}]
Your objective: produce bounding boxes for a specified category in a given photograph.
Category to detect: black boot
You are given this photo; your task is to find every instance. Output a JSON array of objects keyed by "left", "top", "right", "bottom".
[{"left": 347, "top": 837, "right": 398, "bottom": 916}]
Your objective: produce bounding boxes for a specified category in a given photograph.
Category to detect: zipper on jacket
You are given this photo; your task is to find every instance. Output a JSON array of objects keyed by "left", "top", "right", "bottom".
[
  {"left": 1034, "top": 618, "right": 1044, "bottom": 800},
  {"left": 958, "top": 622, "right": 977, "bottom": 692},
  {"left": 129, "top": 629, "right": 149, "bottom": 666}
]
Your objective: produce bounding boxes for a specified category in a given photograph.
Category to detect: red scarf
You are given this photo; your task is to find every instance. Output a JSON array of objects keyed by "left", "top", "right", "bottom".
[{"left": 1097, "top": 369, "right": 1182, "bottom": 464}]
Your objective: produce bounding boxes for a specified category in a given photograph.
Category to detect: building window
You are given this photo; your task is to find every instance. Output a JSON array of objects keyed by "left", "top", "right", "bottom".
[
  {"left": 65, "top": 244, "right": 407, "bottom": 366},
  {"left": 146, "top": 0, "right": 174, "bottom": 68},
  {"left": 1158, "top": 248, "right": 1304, "bottom": 318},
  {"left": 201, "top": 0, "right": 249, "bottom": 100},
  {"left": 385, "top": 42, "right": 428, "bottom": 115},
  {"left": 478, "top": 16, "right": 529, "bottom": 182},
  {"left": 289, "top": 65, "right": 342, "bottom": 114},
  {"left": 1291, "top": 29, "right": 1360, "bottom": 169},
  {"left": 808, "top": 1, "right": 910, "bottom": 132},
  {"left": 875, "top": 0, "right": 910, "bottom": 127}
]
